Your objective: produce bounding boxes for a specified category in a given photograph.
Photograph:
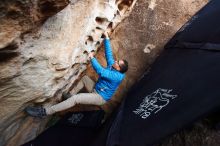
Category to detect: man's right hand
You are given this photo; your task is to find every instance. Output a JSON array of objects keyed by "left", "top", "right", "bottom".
[
  {"left": 89, "top": 51, "right": 95, "bottom": 60},
  {"left": 104, "top": 31, "right": 109, "bottom": 39}
]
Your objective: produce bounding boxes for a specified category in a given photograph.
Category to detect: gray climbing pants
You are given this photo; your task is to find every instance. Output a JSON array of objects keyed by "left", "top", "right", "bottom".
[{"left": 45, "top": 75, "right": 106, "bottom": 115}]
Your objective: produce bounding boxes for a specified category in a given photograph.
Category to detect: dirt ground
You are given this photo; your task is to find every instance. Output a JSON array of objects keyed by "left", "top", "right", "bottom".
[{"left": 157, "top": 111, "right": 220, "bottom": 146}]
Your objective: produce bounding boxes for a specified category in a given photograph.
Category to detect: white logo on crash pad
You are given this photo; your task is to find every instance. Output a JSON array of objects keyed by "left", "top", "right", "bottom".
[
  {"left": 68, "top": 113, "right": 84, "bottom": 124},
  {"left": 133, "top": 88, "right": 177, "bottom": 119}
]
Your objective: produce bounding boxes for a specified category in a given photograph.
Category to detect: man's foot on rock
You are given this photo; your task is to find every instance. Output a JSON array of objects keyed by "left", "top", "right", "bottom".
[
  {"left": 25, "top": 106, "right": 47, "bottom": 118},
  {"left": 62, "top": 92, "right": 72, "bottom": 100}
]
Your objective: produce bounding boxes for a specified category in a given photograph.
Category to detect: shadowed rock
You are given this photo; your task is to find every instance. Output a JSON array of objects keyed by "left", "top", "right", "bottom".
[{"left": 0, "top": 0, "right": 137, "bottom": 145}]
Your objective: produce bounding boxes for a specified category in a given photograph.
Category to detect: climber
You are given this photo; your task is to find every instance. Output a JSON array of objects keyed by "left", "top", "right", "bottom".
[{"left": 25, "top": 31, "right": 128, "bottom": 118}]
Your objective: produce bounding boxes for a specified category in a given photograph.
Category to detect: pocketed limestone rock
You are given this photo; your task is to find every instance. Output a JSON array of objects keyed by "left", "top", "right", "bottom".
[
  {"left": 0, "top": 0, "right": 208, "bottom": 145},
  {"left": 0, "top": 0, "right": 137, "bottom": 145},
  {"left": 87, "top": 0, "right": 208, "bottom": 113}
]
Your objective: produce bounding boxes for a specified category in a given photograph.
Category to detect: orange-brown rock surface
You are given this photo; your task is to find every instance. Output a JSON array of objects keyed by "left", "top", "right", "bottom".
[
  {"left": 0, "top": 0, "right": 208, "bottom": 145},
  {"left": 0, "top": 0, "right": 136, "bottom": 145},
  {"left": 88, "top": 0, "right": 208, "bottom": 112}
]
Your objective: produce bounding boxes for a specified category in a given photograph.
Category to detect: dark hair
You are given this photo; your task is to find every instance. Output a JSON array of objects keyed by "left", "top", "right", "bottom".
[{"left": 119, "top": 59, "right": 128, "bottom": 73}]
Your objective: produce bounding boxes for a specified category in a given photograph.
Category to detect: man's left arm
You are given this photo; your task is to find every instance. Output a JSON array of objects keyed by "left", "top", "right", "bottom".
[
  {"left": 89, "top": 51, "right": 104, "bottom": 76},
  {"left": 90, "top": 56, "right": 118, "bottom": 79}
]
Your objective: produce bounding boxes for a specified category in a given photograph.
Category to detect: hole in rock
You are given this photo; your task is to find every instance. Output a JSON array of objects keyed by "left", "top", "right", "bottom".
[
  {"left": 87, "top": 36, "right": 93, "bottom": 42},
  {"left": 39, "top": 1, "right": 60, "bottom": 16},
  {"left": 118, "top": 0, "right": 134, "bottom": 11},
  {"left": 83, "top": 50, "right": 88, "bottom": 55},
  {"left": 107, "top": 22, "right": 113, "bottom": 29},
  {"left": 0, "top": 52, "right": 19, "bottom": 62},
  {"left": 101, "top": 34, "right": 105, "bottom": 38},
  {"left": 95, "top": 17, "right": 108, "bottom": 25},
  {"left": 1, "top": 42, "right": 18, "bottom": 51},
  {"left": 85, "top": 36, "right": 94, "bottom": 45},
  {"left": 0, "top": 42, "right": 19, "bottom": 62},
  {"left": 95, "top": 41, "right": 101, "bottom": 47},
  {"left": 96, "top": 27, "right": 102, "bottom": 30}
]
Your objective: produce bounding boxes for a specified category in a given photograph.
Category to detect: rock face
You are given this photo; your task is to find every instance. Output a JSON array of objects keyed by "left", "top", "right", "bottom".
[
  {"left": 0, "top": 0, "right": 137, "bottom": 145},
  {"left": 0, "top": 0, "right": 69, "bottom": 49},
  {"left": 87, "top": 0, "right": 208, "bottom": 111},
  {"left": 0, "top": 0, "right": 208, "bottom": 145}
]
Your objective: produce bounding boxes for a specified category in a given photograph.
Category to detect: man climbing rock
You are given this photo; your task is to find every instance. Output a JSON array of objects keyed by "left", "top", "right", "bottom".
[{"left": 25, "top": 32, "right": 128, "bottom": 118}]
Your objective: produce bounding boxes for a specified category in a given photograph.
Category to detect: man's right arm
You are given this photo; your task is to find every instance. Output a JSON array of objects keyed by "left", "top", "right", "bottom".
[{"left": 104, "top": 32, "right": 114, "bottom": 67}]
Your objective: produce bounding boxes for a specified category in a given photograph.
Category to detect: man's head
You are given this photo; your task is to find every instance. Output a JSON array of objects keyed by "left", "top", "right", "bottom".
[{"left": 112, "top": 59, "right": 128, "bottom": 73}]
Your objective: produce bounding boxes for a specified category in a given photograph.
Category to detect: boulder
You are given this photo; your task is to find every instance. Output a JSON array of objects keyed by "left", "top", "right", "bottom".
[
  {"left": 0, "top": 0, "right": 208, "bottom": 145},
  {"left": 0, "top": 0, "right": 136, "bottom": 145},
  {"left": 87, "top": 0, "right": 208, "bottom": 112}
]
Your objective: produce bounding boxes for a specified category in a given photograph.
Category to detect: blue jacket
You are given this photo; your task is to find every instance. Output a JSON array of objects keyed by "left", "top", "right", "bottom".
[{"left": 91, "top": 39, "right": 125, "bottom": 101}]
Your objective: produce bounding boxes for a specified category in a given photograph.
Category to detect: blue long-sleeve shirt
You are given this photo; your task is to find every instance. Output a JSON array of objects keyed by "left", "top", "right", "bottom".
[{"left": 91, "top": 39, "right": 125, "bottom": 101}]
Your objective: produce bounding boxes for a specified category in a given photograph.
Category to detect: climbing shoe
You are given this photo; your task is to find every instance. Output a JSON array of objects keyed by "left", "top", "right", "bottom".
[
  {"left": 25, "top": 106, "right": 47, "bottom": 118},
  {"left": 62, "top": 92, "right": 72, "bottom": 100}
]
